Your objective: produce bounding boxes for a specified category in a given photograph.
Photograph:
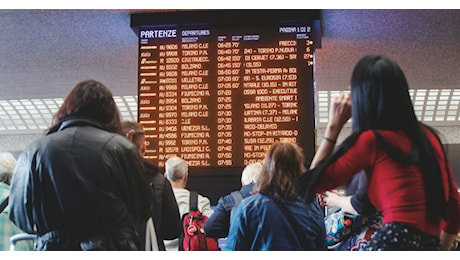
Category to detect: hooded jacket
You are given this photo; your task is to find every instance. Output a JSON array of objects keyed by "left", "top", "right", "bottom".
[{"left": 9, "top": 118, "right": 153, "bottom": 250}]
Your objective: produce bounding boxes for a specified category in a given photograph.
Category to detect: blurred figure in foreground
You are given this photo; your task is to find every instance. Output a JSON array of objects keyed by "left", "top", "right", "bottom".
[{"left": 9, "top": 80, "right": 153, "bottom": 250}]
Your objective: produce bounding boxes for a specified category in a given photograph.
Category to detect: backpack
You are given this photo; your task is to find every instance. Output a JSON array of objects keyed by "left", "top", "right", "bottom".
[
  {"left": 179, "top": 191, "right": 219, "bottom": 251},
  {"left": 230, "top": 190, "right": 243, "bottom": 219},
  {"left": 324, "top": 208, "right": 382, "bottom": 250}
]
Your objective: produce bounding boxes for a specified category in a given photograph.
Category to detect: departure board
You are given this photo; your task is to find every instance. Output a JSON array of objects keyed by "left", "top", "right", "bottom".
[{"left": 132, "top": 10, "right": 320, "bottom": 169}]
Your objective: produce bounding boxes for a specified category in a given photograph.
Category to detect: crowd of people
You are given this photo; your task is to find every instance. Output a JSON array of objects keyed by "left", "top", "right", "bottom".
[{"left": 1, "top": 55, "right": 459, "bottom": 251}]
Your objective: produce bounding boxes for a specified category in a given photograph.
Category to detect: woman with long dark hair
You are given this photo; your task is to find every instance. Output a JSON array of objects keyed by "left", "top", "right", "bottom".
[
  {"left": 303, "top": 55, "right": 459, "bottom": 250},
  {"left": 9, "top": 80, "right": 153, "bottom": 250}
]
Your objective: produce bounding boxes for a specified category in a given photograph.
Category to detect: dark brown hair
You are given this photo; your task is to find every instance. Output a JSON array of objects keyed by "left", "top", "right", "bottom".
[
  {"left": 255, "top": 142, "right": 306, "bottom": 199},
  {"left": 49, "top": 79, "right": 122, "bottom": 134},
  {"left": 121, "top": 121, "right": 145, "bottom": 150}
]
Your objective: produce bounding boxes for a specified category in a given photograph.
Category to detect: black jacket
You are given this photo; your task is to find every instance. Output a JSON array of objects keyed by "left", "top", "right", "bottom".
[
  {"left": 9, "top": 118, "right": 153, "bottom": 250},
  {"left": 142, "top": 159, "right": 182, "bottom": 250}
]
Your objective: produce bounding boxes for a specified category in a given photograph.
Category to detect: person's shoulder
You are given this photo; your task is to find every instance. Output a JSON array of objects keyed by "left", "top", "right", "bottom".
[
  {"left": 216, "top": 192, "right": 235, "bottom": 207},
  {"left": 359, "top": 129, "right": 378, "bottom": 138},
  {"left": 240, "top": 183, "right": 254, "bottom": 197},
  {"left": 420, "top": 124, "right": 441, "bottom": 140},
  {"left": 108, "top": 132, "right": 133, "bottom": 146},
  {"left": 219, "top": 192, "right": 233, "bottom": 201},
  {"left": 197, "top": 192, "right": 211, "bottom": 202},
  {"left": 27, "top": 130, "right": 60, "bottom": 149},
  {"left": 369, "top": 129, "right": 420, "bottom": 146},
  {"left": 174, "top": 188, "right": 189, "bottom": 196},
  {"left": 172, "top": 188, "right": 189, "bottom": 205},
  {"left": 103, "top": 133, "right": 139, "bottom": 155},
  {"left": 235, "top": 193, "right": 274, "bottom": 216},
  {"left": 240, "top": 193, "right": 266, "bottom": 207},
  {"left": 357, "top": 129, "right": 394, "bottom": 144}
]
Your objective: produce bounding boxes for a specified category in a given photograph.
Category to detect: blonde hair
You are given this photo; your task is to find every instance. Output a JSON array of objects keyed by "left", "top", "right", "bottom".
[
  {"left": 0, "top": 152, "right": 16, "bottom": 185},
  {"left": 241, "top": 162, "right": 263, "bottom": 186}
]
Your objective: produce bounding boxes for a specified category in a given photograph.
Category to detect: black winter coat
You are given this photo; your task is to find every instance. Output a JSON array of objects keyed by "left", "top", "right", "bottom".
[
  {"left": 139, "top": 159, "right": 182, "bottom": 250},
  {"left": 9, "top": 118, "right": 153, "bottom": 250}
]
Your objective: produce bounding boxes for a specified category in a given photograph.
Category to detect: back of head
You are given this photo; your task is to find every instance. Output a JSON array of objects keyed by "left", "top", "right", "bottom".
[
  {"left": 256, "top": 142, "right": 306, "bottom": 199},
  {"left": 121, "top": 121, "right": 146, "bottom": 155},
  {"left": 350, "top": 55, "right": 417, "bottom": 132},
  {"left": 0, "top": 152, "right": 16, "bottom": 185},
  {"left": 241, "top": 162, "right": 263, "bottom": 186},
  {"left": 51, "top": 79, "right": 122, "bottom": 134},
  {"left": 164, "top": 156, "right": 188, "bottom": 182}
]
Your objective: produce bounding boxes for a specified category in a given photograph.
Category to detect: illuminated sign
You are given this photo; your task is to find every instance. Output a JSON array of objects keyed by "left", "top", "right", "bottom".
[{"left": 133, "top": 10, "right": 320, "bottom": 168}]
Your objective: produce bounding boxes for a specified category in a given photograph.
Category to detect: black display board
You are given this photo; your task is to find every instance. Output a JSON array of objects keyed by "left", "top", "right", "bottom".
[{"left": 131, "top": 10, "right": 321, "bottom": 203}]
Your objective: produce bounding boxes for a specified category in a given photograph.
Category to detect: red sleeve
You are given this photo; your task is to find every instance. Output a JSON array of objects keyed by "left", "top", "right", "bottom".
[
  {"left": 314, "top": 130, "right": 377, "bottom": 193},
  {"left": 441, "top": 154, "right": 460, "bottom": 234}
]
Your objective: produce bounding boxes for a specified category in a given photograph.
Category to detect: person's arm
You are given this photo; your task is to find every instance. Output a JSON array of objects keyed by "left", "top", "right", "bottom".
[
  {"left": 198, "top": 195, "right": 214, "bottom": 218},
  {"left": 204, "top": 196, "right": 232, "bottom": 238},
  {"left": 440, "top": 231, "right": 457, "bottom": 250},
  {"left": 310, "top": 92, "right": 351, "bottom": 169},
  {"left": 320, "top": 191, "right": 358, "bottom": 215}
]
